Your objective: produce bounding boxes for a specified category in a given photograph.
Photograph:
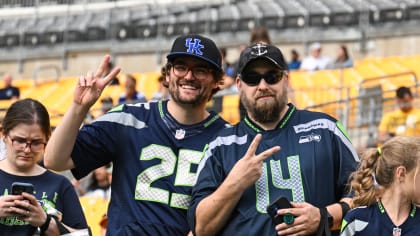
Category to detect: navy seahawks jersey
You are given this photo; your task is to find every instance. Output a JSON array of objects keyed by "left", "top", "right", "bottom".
[
  {"left": 70, "top": 100, "right": 228, "bottom": 236},
  {"left": 188, "top": 104, "right": 359, "bottom": 236},
  {"left": 341, "top": 202, "right": 420, "bottom": 236}
]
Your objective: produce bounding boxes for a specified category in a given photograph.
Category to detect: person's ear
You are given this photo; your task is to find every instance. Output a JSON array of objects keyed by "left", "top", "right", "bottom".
[
  {"left": 395, "top": 166, "right": 407, "bottom": 182},
  {"left": 283, "top": 73, "right": 290, "bottom": 86},
  {"left": 165, "top": 69, "right": 170, "bottom": 83},
  {"left": 236, "top": 77, "right": 242, "bottom": 91}
]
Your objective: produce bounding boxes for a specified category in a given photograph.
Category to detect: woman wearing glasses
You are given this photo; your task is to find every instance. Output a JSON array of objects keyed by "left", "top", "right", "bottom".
[{"left": 0, "top": 98, "right": 88, "bottom": 235}]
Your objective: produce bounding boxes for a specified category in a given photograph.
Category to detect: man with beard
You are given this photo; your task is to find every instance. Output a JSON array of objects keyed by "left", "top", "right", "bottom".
[
  {"left": 188, "top": 43, "right": 359, "bottom": 236},
  {"left": 43, "top": 34, "right": 229, "bottom": 236}
]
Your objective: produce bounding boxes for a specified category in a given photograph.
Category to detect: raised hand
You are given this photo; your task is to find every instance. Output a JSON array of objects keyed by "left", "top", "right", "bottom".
[
  {"left": 74, "top": 55, "right": 121, "bottom": 107},
  {"left": 227, "top": 134, "right": 281, "bottom": 191}
]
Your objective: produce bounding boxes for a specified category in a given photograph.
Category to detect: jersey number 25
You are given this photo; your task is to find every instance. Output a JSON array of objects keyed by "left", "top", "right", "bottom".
[{"left": 134, "top": 144, "right": 203, "bottom": 210}]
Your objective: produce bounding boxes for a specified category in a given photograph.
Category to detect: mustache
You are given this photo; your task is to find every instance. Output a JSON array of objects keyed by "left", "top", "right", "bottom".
[
  {"left": 178, "top": 80, "right": 200, "bottom": 87},
  {"left": 255, "top": 92, "right": 274, "bottom": 98}
]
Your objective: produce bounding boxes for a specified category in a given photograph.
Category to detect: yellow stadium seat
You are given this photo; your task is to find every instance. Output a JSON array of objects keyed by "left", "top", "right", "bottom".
[
  {"left": 79, "top": 196, "right": 109, "bottom": 236},
  {"left": 220, "top": 94, "right": 240, "bottom": 124},
  {"left": 134, "top": 72, "right": 161, "bottom": 100}
]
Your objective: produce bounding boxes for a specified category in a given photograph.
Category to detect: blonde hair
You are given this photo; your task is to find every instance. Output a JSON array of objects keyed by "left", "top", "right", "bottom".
[{"left": 350, "top": 136, "right": 420, "bottom": 207}]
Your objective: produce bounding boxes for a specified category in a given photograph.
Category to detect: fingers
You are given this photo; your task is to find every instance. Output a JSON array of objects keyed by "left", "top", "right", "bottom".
[
  {"left": 94, "top": 54, "right": 121, "bottom": 86},
  {"left": 21, "top": 192, "right": 37, "bottom": 205},
  {"left": 78, "top": 74, "right": 87, "bottom": 87},
  {"left": 105, "top": 67, "right": 121, "bottom": 85},
  {"left": 13, "top": 199, "right": 31, "bottom": 210},
  {"left": 278, "top": 202, "right": 309, "bottom": 216},
  {"left": 94, "top": 54, "right": 111, "bottom": 78},
  {"left": 244, "top": 134, "right": 263, "bottom": 159},
  {"left": 245, "top": 134, "right": 281, "bottom": 162},
  {"left": 256, "top": 145, "right": 281, "bottom": 163}
]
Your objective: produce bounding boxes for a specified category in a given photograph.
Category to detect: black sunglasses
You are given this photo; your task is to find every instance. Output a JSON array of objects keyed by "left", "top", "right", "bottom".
[{"left": 240, "top": 72, "right": 285, "bottom": 86}]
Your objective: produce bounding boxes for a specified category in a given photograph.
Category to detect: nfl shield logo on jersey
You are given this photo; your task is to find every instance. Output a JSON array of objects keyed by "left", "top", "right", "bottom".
[{"left": 175, "top": 129, "right": 186, "bottom": 140}]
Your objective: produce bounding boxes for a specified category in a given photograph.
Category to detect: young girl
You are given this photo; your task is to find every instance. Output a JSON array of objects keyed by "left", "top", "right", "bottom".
[{"left": 341, "top": 136, "right": 420, "bottom": 236}]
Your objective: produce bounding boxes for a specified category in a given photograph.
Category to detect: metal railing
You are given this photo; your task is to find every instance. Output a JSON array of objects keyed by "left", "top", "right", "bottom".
[{"left": 304, "top": 71, "right": 420, "bottom": 150}]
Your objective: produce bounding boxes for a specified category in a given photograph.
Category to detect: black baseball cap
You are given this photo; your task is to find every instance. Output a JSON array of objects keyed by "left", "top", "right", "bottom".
[
  {"left": 237, "top": 43, "right": 288, "bottom": 74},
  {"left": 166, "top": 34, "right": 222, "bottom": 72}
]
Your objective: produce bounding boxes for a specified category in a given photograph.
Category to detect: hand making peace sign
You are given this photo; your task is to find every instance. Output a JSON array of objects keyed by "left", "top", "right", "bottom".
[
  {"left": 74, "top": 55, "right": 121, "bottom": 107},
  {"left": 227, "top": 134, "right": 281, "bottom": 192}
]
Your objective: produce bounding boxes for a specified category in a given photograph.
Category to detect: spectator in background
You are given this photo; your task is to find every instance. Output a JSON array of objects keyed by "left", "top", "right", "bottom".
[
  {"left": 0, "top": 73, "right": 20, "bottom": 100},
  {"left": 287, "top": 49, "right": 301, "bottom": 70},
  {"left": 218, "top": 47, "right": 237, "bottom": 94},
  {"left": 327, "top": 45, "right": 353, "bottom": 69},
  {"left": 188, "top": 43, "right": 358, "bottom": 236},
  {"left": 377, "top": 86, "right": 420, "bottom": 145},
  {"left": 151, "top": 67, "right": 170, "bottom": 101},
  {"left": 103, "top": 61, "right": 120, "bottom": 85},
  {"left": 84, "top": 164, "right": 112, "bottom": 199},
  {"left": 300, "top": 42, "right": 331, "bottom": 71},
  {"left": 118, "top": 74, "right": 147, "bottom": 104},
  {"left": 250, "top": 26, "right": 271, "bottom": 45},
  {"left": 0, "top": 98, "right": 88, "bottom": 235},
  {"left": 341, "top": 136, "right": 420, "bottom": 235},
  {"left": 100, "top": 96, "right": 114, "bottom": 114}
]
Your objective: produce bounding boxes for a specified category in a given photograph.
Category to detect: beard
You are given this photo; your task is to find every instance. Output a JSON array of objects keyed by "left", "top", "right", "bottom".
[
  {"left": 168, "top": 77, "right": 211, "bottom": 107},
  {"left": 240, "top": 86, "right": 288, "bottom": 124}
]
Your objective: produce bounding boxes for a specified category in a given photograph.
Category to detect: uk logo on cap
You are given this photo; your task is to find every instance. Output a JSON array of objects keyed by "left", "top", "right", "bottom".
[
  {"left": 166, "top": 34, "right": 222, "bottom": 72},
  {"left": 185, "top": 38, "right": 204, "bottom": 56}
]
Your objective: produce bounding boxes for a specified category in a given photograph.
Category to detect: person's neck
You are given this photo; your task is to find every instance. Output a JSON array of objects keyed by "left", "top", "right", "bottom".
[
  {"left": 0, "top": 158, "right": 44, "bottom": 176},
  {"left": 167, "top": 100, "right": 209, "bottom": 125},
  {"left": 380, "top": 188, "right": 412, "bottom": 226}
]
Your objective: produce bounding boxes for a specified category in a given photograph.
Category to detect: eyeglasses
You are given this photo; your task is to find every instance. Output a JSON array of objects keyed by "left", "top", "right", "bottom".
[
  {"left": 8, "top": 136, "right": 46, "bottom": 152},
  {"left": 171, "top": 64, "right": 213, "bottom": 80},
  {"left": 240, "top": 72, "right": 286, "bottom": 86}
]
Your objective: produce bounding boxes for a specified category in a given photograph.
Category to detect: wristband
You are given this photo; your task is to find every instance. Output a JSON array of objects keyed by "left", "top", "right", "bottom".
[
  {"left": 339, "top": 201, "right": 351, "bottom": 218},
  {"left": 316, "top": 208, "right": 332, "bottom": 236},
  {"left": 51, "top": 215, "right": 71, "bottom": 235},
  {"left": 39, "top": 214, "right": 51, "bottom": 235}
]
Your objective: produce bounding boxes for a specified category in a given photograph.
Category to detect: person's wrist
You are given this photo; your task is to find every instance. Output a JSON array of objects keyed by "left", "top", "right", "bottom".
[
  {"left": 317, "top": 207, "right": 333, "bottom": 232},
  {"left": 39, "top": 213, "right": 51, "bottom": 235}
]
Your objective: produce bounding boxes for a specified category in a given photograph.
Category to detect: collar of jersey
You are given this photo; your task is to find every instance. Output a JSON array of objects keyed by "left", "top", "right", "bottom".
[
  {"left": 244, "top": 103, "right": 296, "bottom": 132},
  {"left": 377, "top": 199, "right": 417, "bottom": 218},
  {"left": 158, "top": 100, "right": 221, "bottom": 128}
]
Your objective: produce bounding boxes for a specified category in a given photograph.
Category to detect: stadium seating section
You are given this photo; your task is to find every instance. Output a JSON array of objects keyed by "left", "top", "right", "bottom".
[{"left": 0, "top": 54, "right": 419, "bottom": 128}]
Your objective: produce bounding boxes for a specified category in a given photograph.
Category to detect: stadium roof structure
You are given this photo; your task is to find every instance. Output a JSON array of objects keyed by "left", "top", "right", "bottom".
[{"left": 0, "top": 0, "right": 420, "bottom": 61}]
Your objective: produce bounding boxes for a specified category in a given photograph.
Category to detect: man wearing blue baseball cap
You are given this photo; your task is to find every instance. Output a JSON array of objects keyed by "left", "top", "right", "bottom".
[{"left": 44, "top": 34, "right": 229, "bottom": 236}]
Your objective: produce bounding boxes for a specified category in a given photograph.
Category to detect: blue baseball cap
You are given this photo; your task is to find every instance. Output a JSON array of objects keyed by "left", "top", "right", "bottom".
[{"left": 166, "top": 34, "right": 222, "bottom": 72}]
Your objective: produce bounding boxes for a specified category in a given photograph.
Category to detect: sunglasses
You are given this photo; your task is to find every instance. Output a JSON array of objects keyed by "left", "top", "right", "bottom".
[{"left": 240, "top": 72, "right": 285, "bottom": 86}]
